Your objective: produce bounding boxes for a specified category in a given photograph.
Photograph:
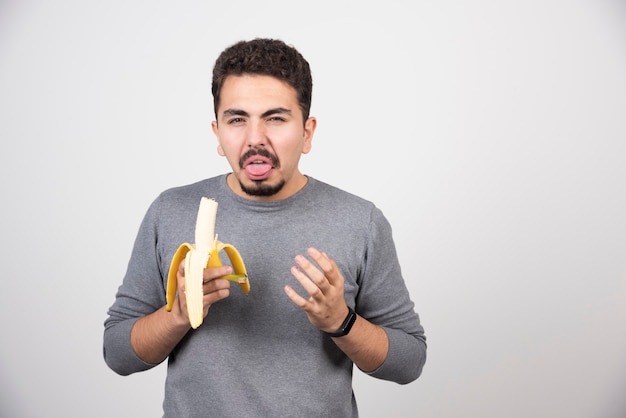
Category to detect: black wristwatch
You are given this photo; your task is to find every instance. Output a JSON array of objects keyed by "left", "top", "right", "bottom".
[{"left": 324, "top": 307, "right": 357, "bottom": 337}]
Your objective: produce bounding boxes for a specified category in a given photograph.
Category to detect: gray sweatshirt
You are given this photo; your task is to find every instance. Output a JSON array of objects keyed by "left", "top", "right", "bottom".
[{"left": 104, "top": 175, "right": 426, "bottom": 417}]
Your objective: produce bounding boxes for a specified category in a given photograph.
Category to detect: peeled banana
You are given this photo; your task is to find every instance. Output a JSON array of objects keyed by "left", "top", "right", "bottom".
[{"left": 166, "top": 197, "right": 249, "bottom": 328}]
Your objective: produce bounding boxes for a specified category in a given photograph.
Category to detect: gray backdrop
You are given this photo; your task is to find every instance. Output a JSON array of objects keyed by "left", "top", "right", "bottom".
[{"left": 1, "top": 1, "right": 625, "bottom": 417}]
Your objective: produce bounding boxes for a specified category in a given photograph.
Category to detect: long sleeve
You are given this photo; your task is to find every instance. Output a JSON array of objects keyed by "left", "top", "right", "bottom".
[
  {"left": 356, "top": 207, "right": 427, "bottom": 383},
  {"left": 103, "top": 199, "right": 168, "bottom": 375}
]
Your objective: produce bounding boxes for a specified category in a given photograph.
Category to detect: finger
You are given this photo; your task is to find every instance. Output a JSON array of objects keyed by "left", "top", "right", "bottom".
[
  {"left": 177, "top": 258, "right": 186, "bottom": 281},
  {"left": 307, "top": 247, "right": 343, "bottom": 286},
  {"left": 202, "top": 265, "right": 233, "bottom": 283},
  {"left": 176, "top": 270, "right": 188, "bottom": 313},
  {"left": 203, "top": 277, "right": 231, "bottom": 294},
  {"left": 283, "top": 284, "right": 309, "bottom": 309},
  {"left": 203, "top": 280, "right": 230, "bottom": 303},
  {"left": 290, "top": 265, "right": 324, "bottom": 300},
  {"left": 200, "top": 278, "right": 231, "bottom": 317},
  {"left": 294, "top": 254, "right": 330, "bottom": 294},
  {"left": 177, "top": 259, "right": 187, "bottom": 292}
]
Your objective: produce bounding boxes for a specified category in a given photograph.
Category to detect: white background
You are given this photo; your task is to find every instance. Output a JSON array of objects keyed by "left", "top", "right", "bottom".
[{"left": 1, "top": 1, "right": 625, "bottom": 417}]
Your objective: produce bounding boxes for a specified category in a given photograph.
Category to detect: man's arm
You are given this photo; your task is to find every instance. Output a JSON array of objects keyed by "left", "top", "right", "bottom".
[
  {"left": 130, "top": 305, "right": 190, "bottom": 364},
  {"left": 131, "top": 263, "right": 234, "bottom": 364},
  {"left": 330, "top": 311, "right": 390, "bottom": 373},
  {"left": 283, "top": 247, "right": 390, "bottom": 372}
]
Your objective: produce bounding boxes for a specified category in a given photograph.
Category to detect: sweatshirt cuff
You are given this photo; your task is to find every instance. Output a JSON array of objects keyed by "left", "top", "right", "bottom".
[
  {"left": 365, "top": 326, "right": 426, "bottom": 384},
  {"left": 103, "top": 318, "right": 158, "bottom": 376}
]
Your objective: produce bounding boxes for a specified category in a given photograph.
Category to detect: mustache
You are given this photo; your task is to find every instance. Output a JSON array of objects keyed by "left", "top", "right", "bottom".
[{"left": 239, "top": 148, "right": 279, "bottom": 168}]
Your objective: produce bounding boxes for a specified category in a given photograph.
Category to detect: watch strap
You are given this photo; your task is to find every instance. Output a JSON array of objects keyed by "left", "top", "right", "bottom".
[{"left": 324, "top": 306, "right": 357, "bottom": 337}]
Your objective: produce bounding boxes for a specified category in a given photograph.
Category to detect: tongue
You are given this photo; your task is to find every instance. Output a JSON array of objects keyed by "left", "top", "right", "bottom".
[{"left": 245, "top": 163, "right": 272, "bottom": 179}]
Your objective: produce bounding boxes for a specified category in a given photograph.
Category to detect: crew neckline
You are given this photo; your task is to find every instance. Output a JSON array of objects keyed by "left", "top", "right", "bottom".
[{"left": 217, "top": 173, "right": 315, "bottom": 209}]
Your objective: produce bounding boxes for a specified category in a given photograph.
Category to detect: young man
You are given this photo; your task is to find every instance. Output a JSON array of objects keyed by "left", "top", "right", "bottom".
[{"left": 104, "top": 38, "right": 426, "bottom": 417}]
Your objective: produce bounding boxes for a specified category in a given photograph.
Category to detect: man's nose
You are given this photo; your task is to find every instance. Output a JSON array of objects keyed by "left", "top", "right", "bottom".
[{"left": 246, "top": 121, "right": 266, "bottom": 147}]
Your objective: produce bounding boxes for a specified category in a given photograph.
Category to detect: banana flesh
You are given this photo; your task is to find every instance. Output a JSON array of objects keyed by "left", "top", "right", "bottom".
[{"left": 166, "top": 197, "right": 249, "bottom": 328}]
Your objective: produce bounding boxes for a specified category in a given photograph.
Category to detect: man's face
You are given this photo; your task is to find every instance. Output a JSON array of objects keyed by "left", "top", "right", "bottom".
[{"left": 212, "top": 74, "right": 316, "bottom": 200}]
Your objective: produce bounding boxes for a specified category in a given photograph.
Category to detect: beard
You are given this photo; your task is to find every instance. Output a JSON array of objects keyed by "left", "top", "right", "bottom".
[
  {"left": 239, "top": 178, "right": 286, "bottom": 197},
  {"left": 237, "top": 148, "right": 283, "bottom": 197}
]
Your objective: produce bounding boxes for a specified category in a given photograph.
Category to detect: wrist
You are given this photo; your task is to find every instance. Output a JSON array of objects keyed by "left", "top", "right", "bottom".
[
  {"left": 324, "top": 306, "right": 357, "bottom": 338},
  {"left": 167, "top": 303, "right": 193, "bottom": 330}
]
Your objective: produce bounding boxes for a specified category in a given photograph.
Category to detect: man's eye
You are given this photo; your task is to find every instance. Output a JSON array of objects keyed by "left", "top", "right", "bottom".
[
  {"left": 228, "top": 117, "right": 245, "bottom": 124},
  {"left": 268, "top": 116, "right": 286, "bottom": 122}
]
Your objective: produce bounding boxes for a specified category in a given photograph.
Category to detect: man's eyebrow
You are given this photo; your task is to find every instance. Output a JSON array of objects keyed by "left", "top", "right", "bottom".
[
  {"left": 222, "top": 109, "right": 249, "bottom": 118},
  {"left": 261, "top": 107, "right": 292, "bottom": 118}
]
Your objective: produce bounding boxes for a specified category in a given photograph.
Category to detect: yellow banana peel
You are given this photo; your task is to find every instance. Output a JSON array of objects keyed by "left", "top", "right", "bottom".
[{"left": 166, "top": 197, "right": 249, "bottom": 328}]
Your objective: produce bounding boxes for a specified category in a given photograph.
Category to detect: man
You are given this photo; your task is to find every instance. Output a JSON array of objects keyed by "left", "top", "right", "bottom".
[{"left": 104, "top": 38, "right": 426, "bottom": 417}]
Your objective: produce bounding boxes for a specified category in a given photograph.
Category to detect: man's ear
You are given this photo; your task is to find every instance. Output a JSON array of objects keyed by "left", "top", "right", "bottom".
[
  {"left": 212, "top": 121, "right": 225, "bottom": 156},
  {"left": 302, "top": 117, "right": 317, "bottom": 154}
]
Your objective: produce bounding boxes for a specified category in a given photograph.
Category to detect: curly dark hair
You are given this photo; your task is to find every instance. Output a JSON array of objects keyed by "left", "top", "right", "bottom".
[{"left": 211, "top": 38, "right": 313, "bottom": 123}]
